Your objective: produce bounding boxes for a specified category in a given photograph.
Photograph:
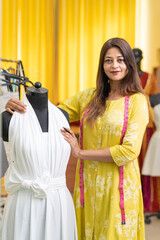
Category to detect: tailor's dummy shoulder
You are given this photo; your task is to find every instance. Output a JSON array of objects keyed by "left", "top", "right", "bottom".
[{"left": 58, "top": 107, "right": 70, "bottom": 123}]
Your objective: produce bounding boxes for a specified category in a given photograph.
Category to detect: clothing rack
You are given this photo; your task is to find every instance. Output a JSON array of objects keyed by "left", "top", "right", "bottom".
[
  {"left": 0, "top": 70, "right": 33, "bottom": 84},
  {"left": 0, "top": 58, "right": 33, "bottom": 99},
  {"left": 0, "top": 70, "right": 33, "bottom": 99},
  {"left": 0, "top": 58, "right": 25, "bottom": 78}
]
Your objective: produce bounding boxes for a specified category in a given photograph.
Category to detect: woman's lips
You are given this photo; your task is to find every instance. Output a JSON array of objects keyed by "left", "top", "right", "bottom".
[{"left": 111, "top": 71, "right": 121, "bottom": 75}]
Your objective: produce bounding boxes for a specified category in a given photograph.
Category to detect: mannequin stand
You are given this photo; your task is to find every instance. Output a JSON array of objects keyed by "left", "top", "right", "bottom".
[{"left": 145, "top": 210, "right": 160, "bottom": 224}]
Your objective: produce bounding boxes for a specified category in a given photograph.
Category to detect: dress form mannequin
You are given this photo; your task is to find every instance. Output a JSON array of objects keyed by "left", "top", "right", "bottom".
[
  {"left": 1, "top": 82, "right": 69, "bottom": 141},
  {"left": 0, "top": 82, "right": 77, "bottom": 240}
]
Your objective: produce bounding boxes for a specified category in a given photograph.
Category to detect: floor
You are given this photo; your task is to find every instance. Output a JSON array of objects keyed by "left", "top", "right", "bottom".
[{"left": 145, "top": 213, "right": 160, "bottom": 240}]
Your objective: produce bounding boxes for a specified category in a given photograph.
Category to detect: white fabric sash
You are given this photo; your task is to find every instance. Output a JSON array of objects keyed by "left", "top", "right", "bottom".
[{"left": 5, "top": 168, "right": 66, "bottom": 198}]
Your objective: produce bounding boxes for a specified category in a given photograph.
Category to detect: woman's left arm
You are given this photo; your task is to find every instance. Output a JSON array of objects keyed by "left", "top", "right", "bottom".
[{"left": 109, "top": 94, "right": 149, "bottom": 166}]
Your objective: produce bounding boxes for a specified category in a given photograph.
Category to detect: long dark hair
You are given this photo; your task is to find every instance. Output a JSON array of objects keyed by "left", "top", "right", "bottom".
[{"left": 85, "top": 37, "right": 144, "bottom": 125}]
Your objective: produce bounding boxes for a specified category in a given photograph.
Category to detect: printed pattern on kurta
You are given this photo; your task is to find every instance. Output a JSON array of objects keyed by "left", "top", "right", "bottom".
[{"left": 59, "top": 88, "right": 149, "bottom": 240}]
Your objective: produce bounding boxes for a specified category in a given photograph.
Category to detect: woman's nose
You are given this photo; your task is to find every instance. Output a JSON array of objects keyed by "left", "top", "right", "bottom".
[{"left": 112, "top": 60, "right": 118, "bottom": 68}]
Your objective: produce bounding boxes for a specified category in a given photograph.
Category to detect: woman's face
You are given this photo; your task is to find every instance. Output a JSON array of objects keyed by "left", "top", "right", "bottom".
[{"left": 103, "top": 47, "right": 128, "bottom": 82}]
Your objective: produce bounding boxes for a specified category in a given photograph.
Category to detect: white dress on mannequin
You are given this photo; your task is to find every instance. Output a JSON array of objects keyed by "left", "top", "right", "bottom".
[
  {"left": 0, "top": 95, "right": 77, "bottom": 240},
  {"left": 142, "top": 103, "right": 160, "bottom": 176}
]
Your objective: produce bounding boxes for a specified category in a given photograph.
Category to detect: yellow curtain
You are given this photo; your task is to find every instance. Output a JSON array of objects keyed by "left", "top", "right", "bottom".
[
  {"left": 1, "top": 0, "right": 136, "bottom": 102},
  {"left": 58, "top": 0, "right": 136, "bottom": 102}
]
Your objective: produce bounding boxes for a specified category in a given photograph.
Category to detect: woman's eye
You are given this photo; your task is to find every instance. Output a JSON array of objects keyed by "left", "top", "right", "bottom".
[
  {"left": 118, "top": 59, "right": 124, "bottom": 62},
  {"left": 104, "top": 59, "right": 112, "bottom": 63}
]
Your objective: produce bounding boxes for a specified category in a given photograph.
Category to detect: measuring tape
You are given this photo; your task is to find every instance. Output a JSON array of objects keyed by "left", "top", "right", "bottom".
[
  {"left": 119, "top": 95, "right": 129, "bottom": 224},
  {"left": 79, "top": 108, "right": 89, "bottom": 207},
  {"left": 79, "top": 96, "right": 129, "bottom": 224}
]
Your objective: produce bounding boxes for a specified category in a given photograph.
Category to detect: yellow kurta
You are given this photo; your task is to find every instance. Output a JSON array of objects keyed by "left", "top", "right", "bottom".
[{"left": 59, "top": 88, "right": 149, "bottom": 240}]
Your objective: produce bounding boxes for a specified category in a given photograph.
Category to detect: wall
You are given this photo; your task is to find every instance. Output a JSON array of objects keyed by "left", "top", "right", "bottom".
[{"left": 135, "top": 0, "right": 160, "bottom": 73}]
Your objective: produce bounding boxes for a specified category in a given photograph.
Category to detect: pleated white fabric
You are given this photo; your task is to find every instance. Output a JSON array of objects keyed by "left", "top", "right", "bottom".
[
  {"left": 0, "top": 95, "right": 77, "bottom": 240},
  {"left": 142, "top": 104, "right": 160, "bottom": 176}
]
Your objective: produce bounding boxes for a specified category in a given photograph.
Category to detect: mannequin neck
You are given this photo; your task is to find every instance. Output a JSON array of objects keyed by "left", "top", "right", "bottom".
[
  {"left": 26, "top": 86, "right": 48, "bottom": 132},
  {"left": 136, "top": 62, "right": 143, "bottom": 77},
  {"left": 26, "top": 92, "right": 48, "bottom": 111}
]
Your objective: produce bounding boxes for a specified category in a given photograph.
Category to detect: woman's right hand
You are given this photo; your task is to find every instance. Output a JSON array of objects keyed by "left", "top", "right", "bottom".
[{"left": 5, "top": 98, "right": 27, "bottom": 114}]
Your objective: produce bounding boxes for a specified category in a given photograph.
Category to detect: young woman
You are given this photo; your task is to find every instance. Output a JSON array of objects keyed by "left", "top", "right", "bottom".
[
  {"left": 5, "top": 38, "right": 148, "bottom": 239},
  {"left": 59, "top": 38, "right": 148, "bottom": 240}
]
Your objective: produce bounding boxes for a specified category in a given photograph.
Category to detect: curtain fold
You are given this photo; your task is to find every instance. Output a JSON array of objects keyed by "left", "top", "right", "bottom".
[{"left": 58, "top": 0, "right": 136, "bottom": 101}]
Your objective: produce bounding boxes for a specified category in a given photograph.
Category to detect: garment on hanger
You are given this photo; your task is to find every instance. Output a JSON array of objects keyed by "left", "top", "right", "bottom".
[{"left": 0, "top": 95, "right": 77, "bottom": 240}]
